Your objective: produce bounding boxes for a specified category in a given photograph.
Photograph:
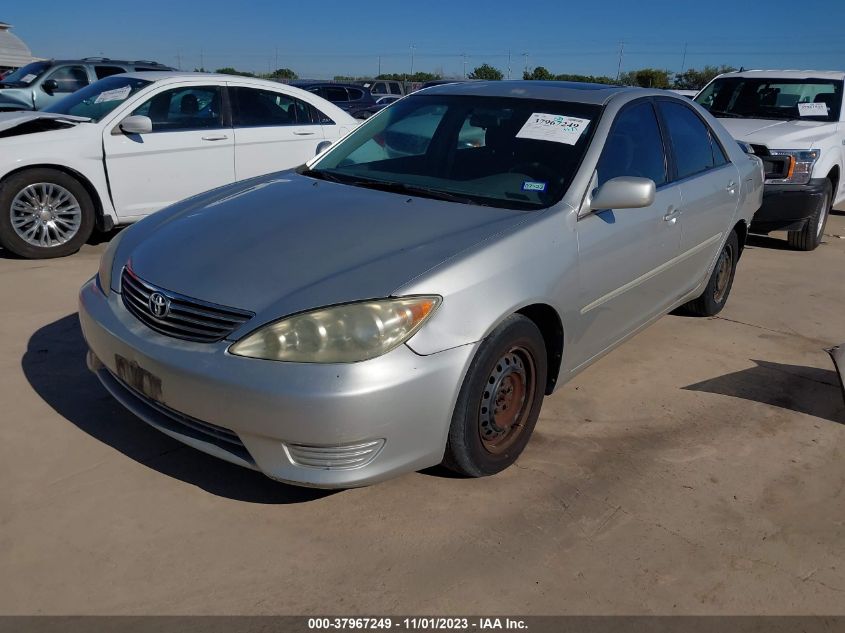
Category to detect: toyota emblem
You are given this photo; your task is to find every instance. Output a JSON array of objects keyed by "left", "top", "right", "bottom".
[{"left": 148, "top": 292, "right": 171, "bottom": 319}]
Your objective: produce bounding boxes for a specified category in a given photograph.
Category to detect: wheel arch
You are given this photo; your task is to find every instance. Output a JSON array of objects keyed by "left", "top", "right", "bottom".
[
  {"left": 1, "top": 164, "right": 111, "bottom": 231},
  {"left": 826, "top": 164, "right": 840, "bottom": 197},
  {"left": 733, "top": 219, "right": 748, "bottom": 259},
  {"left": 516, "top": 303, "right": 564, "bottom": 395}
]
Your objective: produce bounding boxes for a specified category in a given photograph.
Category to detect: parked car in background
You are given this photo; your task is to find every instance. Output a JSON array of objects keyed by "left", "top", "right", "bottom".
[
  {"left": 0, "top": 72, "right": 356, "bottom": 258},
  {"left": 695, "top": 70, "right": 844, "bottom": 250},
  {"left": 375, "top": 95, "right": 402, "bottom": 106},
  {"left": 79, "top": 81, "right": 763, "bottom": 488},
  {"left": 0, "top": 57, "right": 173, "bottom": 112},
  {"left": 358, "top": 79, "right": 405, "bottom": 98},
  {"left": 291, "top": 81, "right": 382, "bottom": 119}
]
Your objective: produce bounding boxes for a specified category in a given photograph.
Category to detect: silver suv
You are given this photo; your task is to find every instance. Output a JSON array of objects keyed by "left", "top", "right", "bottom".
[{"left": 0, "top": 57, "right": 173, "bottom": 111}]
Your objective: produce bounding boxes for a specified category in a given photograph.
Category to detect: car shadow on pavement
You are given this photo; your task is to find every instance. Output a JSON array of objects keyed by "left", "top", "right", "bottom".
[
  {"left": 744, "top": 234, "right": 796, "bottom": 251},
  {"left": 21, "top": 313, "right": 337, "bottom": 504},
  {"left": 683, "top": 359, "right": 845, "bottom": 425}
]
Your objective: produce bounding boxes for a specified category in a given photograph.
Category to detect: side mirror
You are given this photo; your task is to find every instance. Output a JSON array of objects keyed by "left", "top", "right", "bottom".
[
  {"left": 117, "top": 115, "right": 153, "bottom": 135},
  {"left": 315, "top": 140, "right": 332, "bottom": 155},
  {"left": 42, "top": 79, "right": 58, "bottom": 95},
  {"left": 590, "top": 176, "right": 656, "bottom": 210}
]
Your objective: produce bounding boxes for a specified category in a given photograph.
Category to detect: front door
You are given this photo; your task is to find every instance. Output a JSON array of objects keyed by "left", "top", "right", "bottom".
[
  {"left": 229, "top": 85, "right": 326, "bottom": 180},
  {"left": 572, "top": 100, "right": 686, "bottom": 366},
  {"left": 103, "top": 84, "right": 235, "bottom": 218}
]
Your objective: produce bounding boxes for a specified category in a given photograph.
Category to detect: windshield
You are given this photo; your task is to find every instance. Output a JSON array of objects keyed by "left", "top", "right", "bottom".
[
  {"left": 44, "top": 76, "right": 152, "bottom": 122},
  {"left": 308, "top": 94, "right": 601, "bottom": 210},
  {"left": 695, "top": 77, "right": 843, "bottom": 122},
  {"left": 1, "top": 61, "right": 51, "bottom": 86}
]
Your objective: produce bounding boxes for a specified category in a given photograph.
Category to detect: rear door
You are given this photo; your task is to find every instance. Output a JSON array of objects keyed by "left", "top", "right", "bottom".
[
  {"left": 656, "top": 99, "right": 740, "bottom": 287},
  {"left": 230, "top": 85, "right": 326, "bottom": 180},
  {"left": 573, "top": 99, "right": 685, "bottom": 364},
  {"left": 103, "top": 83, "right": 234, "bottom": 218}
]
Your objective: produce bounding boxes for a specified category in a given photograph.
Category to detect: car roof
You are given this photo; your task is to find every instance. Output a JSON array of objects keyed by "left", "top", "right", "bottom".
[
  {"left": 41, "top": 59, "right": 172, "bottom": 67},
  {"left": 418, "top": 80, "right": 650, "bottom": 105},
  {"left": 290, "top": 81, "right": 365, "bottom": 88},
  {"left": 716, "top": 69, "right": 845, "bottom": 81},
  {"left": 117, "top": 71, "right": 292, "bottom": 86}
]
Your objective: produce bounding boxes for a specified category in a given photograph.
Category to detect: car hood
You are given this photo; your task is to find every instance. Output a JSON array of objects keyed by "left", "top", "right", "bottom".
[
  {"left": 123, "top": 172, "right": 533, "bottom": 320},
  {"left": 0, "top": 110, "right": 90, "bottom": 135},
  {"left": 0, "top": 87, "right": 32, "bottom": 109},
  {"left": 828, "top": 344, "right": 845, "bottom": 405},
  {"left": 718, "top": 117, "right": 836, "bottom": 149}
]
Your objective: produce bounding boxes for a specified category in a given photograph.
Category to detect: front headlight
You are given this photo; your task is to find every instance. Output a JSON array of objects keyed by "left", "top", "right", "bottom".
[
  {"left": 767, "top": 149, "right": 820, "bottom": 185},
  {"left": 96, "top": 230, "right": 125, "bottom": 296},
  {"left": 229, "top": 296, "right": 441, "bottom": 363}
]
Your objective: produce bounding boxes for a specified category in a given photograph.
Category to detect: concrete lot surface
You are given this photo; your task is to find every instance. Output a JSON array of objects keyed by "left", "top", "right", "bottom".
[{"left": 1, "top": 215, "right": 844, "bottom": 615}]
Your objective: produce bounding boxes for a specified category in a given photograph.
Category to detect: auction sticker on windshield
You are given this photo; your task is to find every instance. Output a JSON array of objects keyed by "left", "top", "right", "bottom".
[
  {"left": 94, "top": 86, "right": 132, "bottom": 104},
  {"left": 798, "top": 102, "right": 829, "bottom": 117},
  {"left": 516, "top": 113, "right": 591, "bottom": 145}
]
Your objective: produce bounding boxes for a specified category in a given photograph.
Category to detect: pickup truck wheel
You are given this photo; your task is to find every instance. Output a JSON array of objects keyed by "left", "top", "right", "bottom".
[
  {"left": 0, "top": 168, "right": 94, "bottom": 259},
  {"left": 442, "top": 314, "right": 547, "bottom": 477},
  {"left": 682, "top": 230, "right": 739, "bottom": 317},
  {"left": 787, "top": 180, "right": 831, "bottom": 251}
]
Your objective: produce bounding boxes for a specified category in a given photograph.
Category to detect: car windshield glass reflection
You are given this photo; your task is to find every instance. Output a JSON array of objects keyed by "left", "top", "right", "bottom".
[
  {"left": 308, "top": 95, "right": 602, "bottom": 210},
  {"left": 44, "top": 76, "right": 152, "bottom": 123}
]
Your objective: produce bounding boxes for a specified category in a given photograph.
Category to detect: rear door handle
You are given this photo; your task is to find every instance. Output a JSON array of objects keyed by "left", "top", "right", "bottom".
[
  {"left": 201, "top": 134, "right": 229, "bottom": 141},
  {"left": 293, "top": 130, "right": 316, "bottom": 136},
  {"left": 663, "top": 208, "right": 681, "bottom": 222},
  {"left": 726, "top": 181, "right": 737, "bottom": 193}
]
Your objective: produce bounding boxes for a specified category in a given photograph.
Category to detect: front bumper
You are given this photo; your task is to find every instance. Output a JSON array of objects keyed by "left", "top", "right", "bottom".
[
  {"left": 751, "top": 178, "right": 828, "bottom": 234},
  {"left": 78, "top": 278, "right": 476, "bottom": 488}
]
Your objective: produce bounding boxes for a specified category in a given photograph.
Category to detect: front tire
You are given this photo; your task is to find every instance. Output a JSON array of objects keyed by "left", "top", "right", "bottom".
[
  {"left": 442, "top": 314, "right": 547, "bottom": 477},
  {"left": 0, "top": 168, "right": 95, "bottom": 259},
  {"left": 787, "top": 179, "right": 831, "bottom": 252},
  {"left": 682, "top": 230, "right": 739, "bottom": 317}
]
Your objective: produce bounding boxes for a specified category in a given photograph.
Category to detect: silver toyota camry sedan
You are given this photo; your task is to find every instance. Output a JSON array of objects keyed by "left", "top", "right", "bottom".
[{"left": 79, "top": 81, "right": 764, "bottom": 488}]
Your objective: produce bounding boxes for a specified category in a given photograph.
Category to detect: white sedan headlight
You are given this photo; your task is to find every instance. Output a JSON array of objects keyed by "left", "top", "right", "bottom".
[
  {"left": 767, "top": 149, "right": 820, "bottom": 185},
  {"left": 229, "top": 296, "right": 441, "bottom": 363}
]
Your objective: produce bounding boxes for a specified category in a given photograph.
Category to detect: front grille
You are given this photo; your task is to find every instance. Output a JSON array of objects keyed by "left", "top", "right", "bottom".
[
  {"left": 100, "top": 368, "right": 255, "bottom": 466},
  {"left": 121, "top": 267, "right": 253, "bottom": 343}
]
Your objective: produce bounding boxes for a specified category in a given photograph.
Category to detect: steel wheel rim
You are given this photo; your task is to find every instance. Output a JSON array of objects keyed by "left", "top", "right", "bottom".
[
  {"left": 10, "top": 183, "right": 82, "bottom": 248},
  {"left": 479, "top": 346, "right": 536, "bottom": 455},
  {"left": 713, "top": 243, "right": 734, "bottom": 304},
  {"left": 816, "top": 192, "right": 830, "bottom": 238}
]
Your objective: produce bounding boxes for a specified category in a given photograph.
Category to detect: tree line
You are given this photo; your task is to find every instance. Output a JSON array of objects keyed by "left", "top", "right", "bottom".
[{"left": 200, "top": 64, "right": 735, "bottom": 91}]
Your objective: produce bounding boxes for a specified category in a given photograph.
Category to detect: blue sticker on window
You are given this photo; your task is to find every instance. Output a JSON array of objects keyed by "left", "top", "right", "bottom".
[{"left": 522, "top": 181, "right": 546, "bottom": 192}]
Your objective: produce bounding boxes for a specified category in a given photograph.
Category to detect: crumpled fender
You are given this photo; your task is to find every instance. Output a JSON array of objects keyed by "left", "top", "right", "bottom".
[{"left": 827, "top": 344, "right": 845, "bottom": 404}]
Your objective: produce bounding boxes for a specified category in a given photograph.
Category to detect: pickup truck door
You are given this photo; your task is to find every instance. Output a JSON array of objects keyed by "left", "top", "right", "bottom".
[
  {"left": 656, "top": 99, "right": 740, "bottom": 288},
  {"left": 103, "top": 83, "right": 234, "bottom": 218}
]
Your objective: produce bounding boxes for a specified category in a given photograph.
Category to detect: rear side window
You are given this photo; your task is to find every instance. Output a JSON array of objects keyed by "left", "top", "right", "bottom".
[
  {"left": 597, "top": 101, "right": 667, "bottom": 187},
  {"left": 309, "top": 104, "right": 334, "bottom": 125},
  {"left": 659, "top": 101, "right": 716, "bottom": 179},
  {"left": 95, "top": 65, "right": 127, "bottom": 79},
  {"left": 232, "top": 86, "right": 311, "bottom": 126},
  {"left": 323, "top": 87, "right": 348, "bottom": 102},
  {"left": 390, "top": 83, "right": 403, "bottom": 95},
  {"left": 347, "top": 88, "right": 364, "bottom": 101}
]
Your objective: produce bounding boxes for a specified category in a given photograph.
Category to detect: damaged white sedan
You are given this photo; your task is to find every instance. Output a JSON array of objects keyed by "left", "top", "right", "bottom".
[{"left": 0, "top": 72, "right": 356, "bottom": 258}]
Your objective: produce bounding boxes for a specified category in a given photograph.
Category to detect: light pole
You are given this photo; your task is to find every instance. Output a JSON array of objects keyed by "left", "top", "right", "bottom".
[{"left": 409, "top": 44, "right": 416, "bottom": 78}]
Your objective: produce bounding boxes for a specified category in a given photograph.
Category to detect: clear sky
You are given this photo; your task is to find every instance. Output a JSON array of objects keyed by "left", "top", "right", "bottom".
[{"left": 5, "top": 0, "right": 845, "bottom": 79}]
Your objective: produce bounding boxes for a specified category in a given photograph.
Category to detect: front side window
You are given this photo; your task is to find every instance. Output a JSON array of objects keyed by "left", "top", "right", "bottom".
[
  {"left": 44, "top": 76, "right": 151, "bottom": 122},
  {"left": 390, "top": 83, "right": 403, "bottom": 95},
  {"left": 659, "top": 101, "right": 715, "bottom": 180},
  {"left": 45, "top": 66, "right": 90, "bottom": 93},
  {"left": 597, "top": 101, "right": 667, "bottom": 187},
  {"left": 131, "top": 86, "right": 223, "bottom": 131},
  {"left": 309, "top": 94, "right": 600, "bottom": 210},
  {"left": 231, "top": 87, "right": 314, "bottom": 126},
  {"left": 372, "top": 82, "right": 386, "bottom": 94},
  {"left": 696, "top": 77, "right": 843, "bottom": 122}
]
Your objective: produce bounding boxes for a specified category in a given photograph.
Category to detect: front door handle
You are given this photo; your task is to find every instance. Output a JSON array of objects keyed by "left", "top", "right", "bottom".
[
  {"left": 663, "top": 208, "right": 681, "bottom": 223},
  {"left": 293, "top": 130, "right": 316, "bottom": 136},
  {"left": 201, "top": 134, "right": 229, "bottom": 141},
  {"left": 726, "top": 181, "right": 737, "bottom": 194}
]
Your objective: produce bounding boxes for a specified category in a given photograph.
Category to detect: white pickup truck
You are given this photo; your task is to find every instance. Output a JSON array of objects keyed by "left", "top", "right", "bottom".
[{"left": 695, "top": 70, "right": 843, "bottom": 250}]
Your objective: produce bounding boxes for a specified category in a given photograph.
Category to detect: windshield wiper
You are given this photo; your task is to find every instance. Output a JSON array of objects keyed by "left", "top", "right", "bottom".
[{"left": 708, "top": 109, "right": 745, "bottom": 118}]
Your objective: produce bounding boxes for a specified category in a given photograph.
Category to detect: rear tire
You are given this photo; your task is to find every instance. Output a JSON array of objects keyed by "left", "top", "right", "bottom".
[
  {"left": 0, "top": 168, "right": 95, "bottom": 259},
  {"left": 442, "top": 314, "right": 547, "bottom": 477},
  {"left": 787, "top": 179, "right": 831, "bottom": 252},
  {"left": 682, "top": 230, "right": 739, "bottom": 317}
]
